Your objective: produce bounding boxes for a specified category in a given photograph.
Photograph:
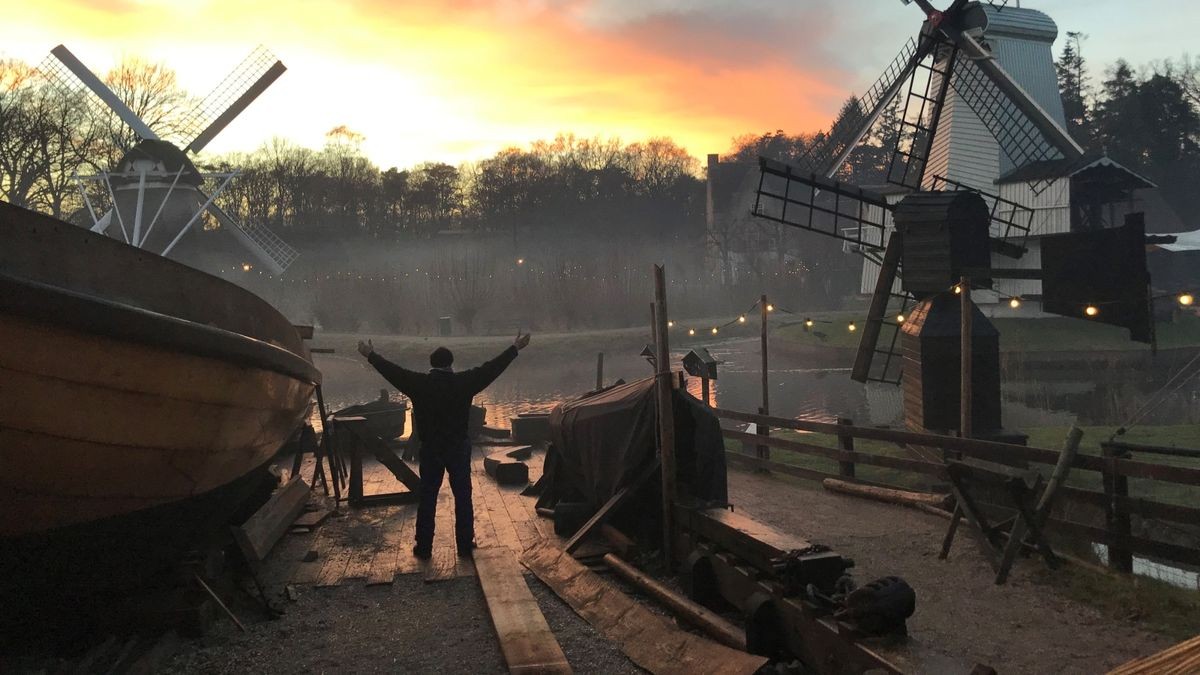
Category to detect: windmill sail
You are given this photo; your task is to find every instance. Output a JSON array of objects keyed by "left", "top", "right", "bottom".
[
  {"left": 42, "top": 45, "right": 158, "bottom": 140},
  {"left": 199, "top": 194, "right": 299, "bottom": 275},
  {"left": 797, "top": 37, "right": 924, "bottom": 177},
  {"left": 181, "top": 47, "right": 288, "bottom": 153}
]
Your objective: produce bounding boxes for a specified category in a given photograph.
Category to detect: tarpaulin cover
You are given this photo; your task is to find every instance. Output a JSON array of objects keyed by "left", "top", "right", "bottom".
[{"left": 541, "top": 376, "right": 727, "bottom": 513}]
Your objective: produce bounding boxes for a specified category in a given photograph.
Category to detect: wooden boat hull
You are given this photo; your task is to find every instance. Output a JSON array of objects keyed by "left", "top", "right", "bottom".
[
  {"left": 0, "top": 314, "right": 312, "bottom": 537},
  {"left": 333, "top": 400, "right": 408, "bottom": 440},
  {"left": 0, "top": 201, "right": 319, "bottom": 540}
]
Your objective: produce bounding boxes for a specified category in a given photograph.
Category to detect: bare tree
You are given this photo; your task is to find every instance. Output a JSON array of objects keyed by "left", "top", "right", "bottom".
[{"left": 435, "top": 250, "right": 495, "bottom": 334}]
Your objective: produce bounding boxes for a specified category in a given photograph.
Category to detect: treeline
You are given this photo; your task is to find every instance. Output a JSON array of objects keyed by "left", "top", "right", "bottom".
[
  {"left": 212, "top": 131, "right": 704, "bottom": 243},
  {"left": 0, "top": 56, "right": 704, "bottom": 245},
  {"left": 1056, "top": 35, "right": 1200, "bottom": 220}
]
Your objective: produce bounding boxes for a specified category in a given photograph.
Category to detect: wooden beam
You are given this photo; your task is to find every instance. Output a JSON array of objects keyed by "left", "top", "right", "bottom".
[
  {"left": 522, "top": 542, "right": 767, "bottom": 675},
  {"left": 474, "top": 546, "right": 572, "bottom": 675},
  {"left": 603, "top": 553, "right": 746, "bottom": 651},
  {"left": 563, "top": 460, "right": 659, "bottom": 555},
  {"left": 653, "top": 265, "right": 676, "bottom": 567},
  {"left": 232, "top": 476, "right": 309, "bottom": 561}
]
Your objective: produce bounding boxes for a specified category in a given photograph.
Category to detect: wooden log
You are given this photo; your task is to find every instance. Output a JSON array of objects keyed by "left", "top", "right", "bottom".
[
  {"left": 521, "top": 541, "right": 767, "bottom": 675},
  {"left": 821, "top": 477, "right": 951, "bottom": 509},
  {"left": 474, "top": 546, "right": 572, "bottom": 674},
  {"left": 602, "top": 553, "right": 746, "bottom": 651},
  {"left": 232, "top": 477, "right": 309, "bottom": 561},
  {"left": 485, "top": 451, "right": 530, "bottom": 485}
]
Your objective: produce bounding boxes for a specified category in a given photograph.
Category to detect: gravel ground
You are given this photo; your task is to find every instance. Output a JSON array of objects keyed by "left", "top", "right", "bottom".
[
  {"left": 727, "top": 468, "right": 1176, "bottom": 674},
  {"left": 158, "top": 569, "right": 642, "bottom": 674}
]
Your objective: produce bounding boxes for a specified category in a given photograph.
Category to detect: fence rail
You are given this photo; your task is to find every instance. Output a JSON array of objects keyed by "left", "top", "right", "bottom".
[{"left": 713, "top": 407, "right": 1200, "bottom": 574}]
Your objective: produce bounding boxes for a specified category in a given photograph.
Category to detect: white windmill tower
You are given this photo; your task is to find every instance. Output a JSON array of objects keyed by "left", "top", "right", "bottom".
[{"left": 40, "top": 45, "right": 298, "bottom": 274}]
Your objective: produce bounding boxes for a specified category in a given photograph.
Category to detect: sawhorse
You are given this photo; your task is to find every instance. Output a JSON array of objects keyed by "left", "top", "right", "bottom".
[
  {"left": 333, "top": 415, "right": 422, "bottom": 508},
  {"left": 939, "top": 459, "right": 1059, "bottom": 584}
]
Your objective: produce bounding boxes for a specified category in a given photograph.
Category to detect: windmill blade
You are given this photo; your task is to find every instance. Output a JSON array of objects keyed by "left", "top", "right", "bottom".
[
  {"left": 947, "top": 31, "right": 1083, "bottom": 174},
  {"left": 852, "top": 233, "right": 912, "bottom": 385},
  {"left": 45, "top": 45, "right": 159, "bottom": 140},
  {"left": 198, "top": 192, "right": 298, "bottom": 275},
  {"left": 797, "top": 36, "right": 933, "bottom": 177},
  {"left": 885, "top": 36, "right": 958, "bottom": 190},
  {"left": 181, "top": 47, "right": 287, "bottom": 153},
  {"left": 754, "top": 158, "right": 892, "bottom": 252}
]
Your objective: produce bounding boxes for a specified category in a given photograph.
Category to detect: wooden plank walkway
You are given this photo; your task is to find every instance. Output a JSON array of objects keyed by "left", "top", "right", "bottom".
[
  {"left": 474, "top": 546, "right": 572, "bottom": 674},
  {"left": 278, "top": 442, "right": 548, "bottom": 589}
]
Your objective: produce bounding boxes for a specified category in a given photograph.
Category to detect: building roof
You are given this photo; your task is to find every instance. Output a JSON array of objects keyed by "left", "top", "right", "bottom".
[
  {"left": 996, "top": 151, "right": 1156, "bottom": 189},
  {"left": 978, "top": 3, "right": 1059, "bottom": 42}
]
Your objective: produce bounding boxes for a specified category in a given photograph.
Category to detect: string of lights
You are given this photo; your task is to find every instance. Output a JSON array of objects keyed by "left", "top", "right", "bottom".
[{"left": 662, "top": 282, "right": 1197, "bottom": 340}]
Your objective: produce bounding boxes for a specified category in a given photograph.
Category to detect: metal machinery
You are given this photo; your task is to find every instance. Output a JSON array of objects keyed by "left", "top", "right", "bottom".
[{"left": 41, "top": 45, "right": 298, "bottom": 274}]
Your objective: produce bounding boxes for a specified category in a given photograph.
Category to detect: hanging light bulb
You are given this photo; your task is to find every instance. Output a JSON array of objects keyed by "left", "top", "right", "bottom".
[
  {"left": 848, "top": 321, "right": 857, "bottom": 332},
  {"left": 738, "top": 315, "right": 747, "bottom": 323},
  {"left": 1179, "top": 293, "right": 1195, "bottom": 307},
  {"left": 953, "top": 284, "right": 962, "bottom": 295},
  {"left": 711, "top": 327, "right": 719, "bottom": 335},
  {"left": 688, "top": 328, "right": 696, "bottom": 336},
  {"left": 805, "top": 318, "right": 814, "bottom": 328},
  {"left": 766, "top": 304, "right": 775, "bottom": 312},
  {"left": 896, "top": 313, "right": 905, "bottom": 323},
  {"left": 667, "top": 320, "right": 675, "bottom": 328},
  {"left": 241, "top": 262, "right": 252, "bottom": 272},
  {"left": 1009, "top": 296, "right": 1022, "bottom": 309},
  {"left": 1085, "top": 305, "right": 1099, "bottom": 317}
]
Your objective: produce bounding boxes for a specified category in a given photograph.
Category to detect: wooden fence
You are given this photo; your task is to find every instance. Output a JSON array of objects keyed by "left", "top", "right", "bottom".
[{"left": 713, "top": 407, "right": 1200, "bottom": 574}]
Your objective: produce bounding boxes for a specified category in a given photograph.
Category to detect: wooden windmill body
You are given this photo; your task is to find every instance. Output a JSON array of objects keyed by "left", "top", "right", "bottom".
[{"left": 751, "top": 0, "right": 1156, "bottom": 438}]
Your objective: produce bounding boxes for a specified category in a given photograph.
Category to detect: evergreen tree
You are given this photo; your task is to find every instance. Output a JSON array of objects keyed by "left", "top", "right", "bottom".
[{"left": 1055, "top": 31, "right": 1094, "bottom": 146}]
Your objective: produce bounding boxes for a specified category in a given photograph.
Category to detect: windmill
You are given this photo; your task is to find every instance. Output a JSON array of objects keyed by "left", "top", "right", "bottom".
[
  {"left": 749, "top": 0, "right": 1157, "bottom": 438},
  {"left": 40, "top": 45, "right": 298, "bottom": 274}
]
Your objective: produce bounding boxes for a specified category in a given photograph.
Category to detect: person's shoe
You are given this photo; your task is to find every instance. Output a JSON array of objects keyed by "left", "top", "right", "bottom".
[
  {"left": 456, "top": 540, "right": 477, "bottom": 557},
  {"left": 412, "top": 544, "right": 432, "bottom": 560}
]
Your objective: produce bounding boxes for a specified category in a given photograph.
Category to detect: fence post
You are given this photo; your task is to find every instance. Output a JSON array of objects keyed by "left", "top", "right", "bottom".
[
  {"left": 1101, "top": 442, "right": 1133, "bottom": 573},
  {"left": 756, "top": 406, "right": 771, "bottom": 469},
  {"left": 837, "top": 417, "right": 856, "bottom": 479}
]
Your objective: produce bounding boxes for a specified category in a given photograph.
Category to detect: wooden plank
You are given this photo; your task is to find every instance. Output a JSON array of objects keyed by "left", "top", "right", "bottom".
[
  {"left": 290, "top": 519, "right": 332, "bottom": 585},
  {"left": 425, "top": 491, "right": 457, "bottom": 582},
  {"left": 232, "top": 477, "right": 310, "bottom": 561},
  {"left": 315, "top": 540, "right": 354, "bottom": 587},
  {"left": 394, "top": 505, "right": 422, "bottom": 575},
  {"left": 474, "top": 546, "right": 572, "bottom": 674},
  {"left": 293, "top": 508, "right": 331, "bottom": 529},
  {"left": 522, "top": 542, "right": 767, "bottom": 675},
  {"left": 564, "top": 460, "right": 658, "bottom": 554}
]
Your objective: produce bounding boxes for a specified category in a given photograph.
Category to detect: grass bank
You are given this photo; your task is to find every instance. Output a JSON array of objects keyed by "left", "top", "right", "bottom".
[{"left": 724, "top": 424, "right": 1200, "bottom": 506}]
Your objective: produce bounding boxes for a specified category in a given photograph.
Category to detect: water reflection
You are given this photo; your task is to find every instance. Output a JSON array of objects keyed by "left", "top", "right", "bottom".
[{"left": 313, "top": 339, "right": 1199, "bottom": 432}]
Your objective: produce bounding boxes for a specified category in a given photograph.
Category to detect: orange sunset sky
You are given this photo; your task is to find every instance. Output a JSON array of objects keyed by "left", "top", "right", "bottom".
[{"left": 2, "top": 0, "right": 1194, "bottom": 169}]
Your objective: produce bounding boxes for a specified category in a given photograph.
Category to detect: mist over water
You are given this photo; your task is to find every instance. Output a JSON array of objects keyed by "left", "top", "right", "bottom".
[{"left": 316, "top": 339, "right": 1200, "bottom": 433}]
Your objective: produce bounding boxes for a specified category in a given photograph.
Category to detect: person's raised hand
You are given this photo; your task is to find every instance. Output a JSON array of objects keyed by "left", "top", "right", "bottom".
[
  {"left": 357, "top": 339, "right": 374, "bottom": 358},
  {"left": 514, "top": 331, "right": 531, "bottom": 351}
]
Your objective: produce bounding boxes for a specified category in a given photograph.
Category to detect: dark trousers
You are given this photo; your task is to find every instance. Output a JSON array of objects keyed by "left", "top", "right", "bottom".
[{"left": 415, "top": 440, "right": 473, "bottom": 550}]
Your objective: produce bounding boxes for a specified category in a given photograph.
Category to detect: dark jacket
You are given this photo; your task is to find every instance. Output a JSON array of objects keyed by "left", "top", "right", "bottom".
[{"left": 368, "top": 346, "right": 519, "bottom": 451}]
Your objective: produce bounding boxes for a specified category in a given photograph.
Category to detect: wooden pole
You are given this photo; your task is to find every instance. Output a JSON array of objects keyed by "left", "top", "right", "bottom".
[
  {"left": 602, "top": 553, "right": 747, "bottom": 651},
  {"left": 653, "top": 265, "right": 676, "bottom": 569},
  {"left": 759, "top": 295, "right": 770, "bottom": 463},
  {"left": 596, "top": 352, "right": 604, "bottom": 390},
  {"left": 760, "top": 295, "right": 770, "bottom": 416},
  {"left": 701, "top": 377, "right": 710, "bottom": 407},
  {"left": 959, "top": 277, "right": 972, "bottom": 439}
]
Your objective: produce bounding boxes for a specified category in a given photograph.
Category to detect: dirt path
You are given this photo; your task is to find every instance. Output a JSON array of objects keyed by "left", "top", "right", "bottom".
[{"left": 727, "top": 468, "right": 1174, "bottom": 674}]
